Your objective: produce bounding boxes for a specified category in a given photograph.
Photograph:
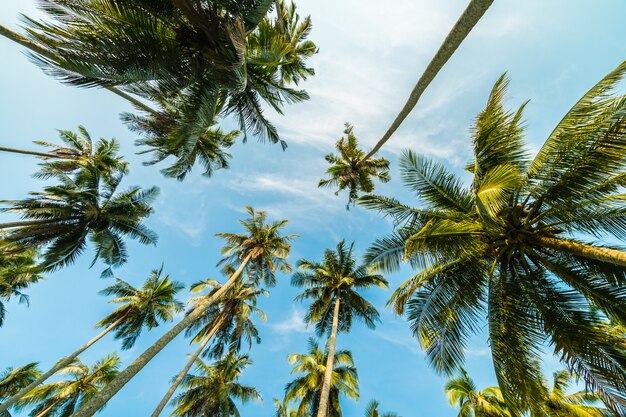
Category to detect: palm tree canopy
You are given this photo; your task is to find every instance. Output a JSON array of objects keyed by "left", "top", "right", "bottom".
[
  {"left": 445, "top": 369, "right": 510, "bottom": 417},
  {"left": 0, "top": 363, "right": 41, "bottom": 402},
  {"left": 171, "top": 353, "right": 261, "bottom": 417},
  {"left": 363, "top": 400, "right": 400, "bottom": 417},
  {"left": 216, "top": 206, "right": 297, "bottom": 287},
  {"left": 360, "top": 62, "right": 626, "bottom": 413},
  {"left": 284, "top": 338, "right": 359, "bottom": 417},
  {"left": 96, "top": 267, "right": 185, "bottom": 350},
  {"left": 18, "top": 354, "right": 119, "bottom": 417},
  {"left": 318, "top": 124, "right": 390, "bottom": 208},
  {"left": 292, "top": 240, "right": 388, "bottom": 336}
]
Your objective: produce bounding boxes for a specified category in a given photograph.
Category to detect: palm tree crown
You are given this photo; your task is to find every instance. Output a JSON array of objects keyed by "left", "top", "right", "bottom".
[
  {"left": 0, "top": 363, "right": 41, "bottom": 413},
  {"left": 361, "top": 63, "right": 626, "bottom": 413},
  {"left": 445, "top": 369, "right": 510, "bottom": 417},
  {"left": 363, "top": 400, "right": 400, "bottom": 417}
]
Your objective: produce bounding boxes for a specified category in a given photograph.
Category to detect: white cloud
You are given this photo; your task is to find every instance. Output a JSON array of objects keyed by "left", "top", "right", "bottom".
[{"left": 269, "top": 307, "right": 310, "bottom": 335}]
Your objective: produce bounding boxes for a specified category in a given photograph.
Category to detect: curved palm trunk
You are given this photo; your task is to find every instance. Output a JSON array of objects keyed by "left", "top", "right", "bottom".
[
  {"left": 361, "top": 0, "right": 493, "bottom": 162},
  {"left": 150, "top": 315, "right": 225, "bottom": 417},
  {"left": 69, "top": 253, "right": 253, "bottom": 417},
  {"left": 316, "top": 296, "right": 341, "bottom": 417},
  {"left": 0, "top": 317, "right": 124, "bottom": 414},
  {"left": 0, "top": 25, "right": 158, "bottom": 117},
  {"left": 0, "top": 146, "right": 62, "bottom": 159},
  {"left": 535, "top": 236, "right": 626, "bottom": 267}
]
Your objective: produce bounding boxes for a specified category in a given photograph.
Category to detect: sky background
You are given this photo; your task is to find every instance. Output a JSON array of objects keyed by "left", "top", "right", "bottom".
[{"left": 1, "top": 1, "right": 626, "bottom": 416}]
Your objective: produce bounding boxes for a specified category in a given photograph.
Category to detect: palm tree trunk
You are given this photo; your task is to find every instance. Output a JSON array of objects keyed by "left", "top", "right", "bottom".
[
  {"left": 33, "top": 399, "right": 61, "bottom": 417},
  {"left": 0, "top": 24, "right": 158, "bottom": 117},
  {"left": 316, "top": 296, "right": 341, "bottom": 417},
  {"left": 0, "top": 146, "right": 63, "bottom": 159},
  {"left": 535, "top": 236, "right": 626, "bottom": 267},
  {"left": 150, "top": 315, "right": 225, "bottom": 417},
  {"left": 0, "top": 317, "right": 124, "bottom": 414},
  {"left": 0, "top": 219, "right": 62, "bottom": 230},
  {"left": 361, "top": 0, "right": 493, "bottom": 162},
  {"left": 69, "top": 253, "right": 253, "bottom": 417}
]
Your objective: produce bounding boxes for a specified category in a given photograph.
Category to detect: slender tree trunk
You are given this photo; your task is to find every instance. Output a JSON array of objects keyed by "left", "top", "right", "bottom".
[
  {"left": 33, "top": 399, "right": 61, "bottom": 417},
  {"left": 0, "top": 317, "right": 124, "bottom": 414},
  {"left": 69, "top": 254, "right": 253, "bottom": 417},
  {"left": 0, "top": 24, "right": 158, "bottom": 116},
  {"left": 361, "top": 0, "right": 494, "bottom": 162},
  {"left": 534, "top": 236, "right": 626, "bottom": 267},
  {"left": 316, "top": 296, "right": 341, "bottom": 417},
  {"left": 150, "top": 315, "right": 225, "bottom": 417},
  {"left": 0, "top": 146, "right": 63, "bottom": 159}
]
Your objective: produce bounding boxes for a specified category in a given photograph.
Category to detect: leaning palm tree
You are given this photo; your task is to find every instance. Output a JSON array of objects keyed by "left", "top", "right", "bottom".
[
  {"left": 292, "top": 241, "right": 387, "bottom": 417},
  {"left": 0, "top": 363, "right": 41, "bottom": 417},
  {"left": 318, "top": 124, "right": 390, "bottom": 208},
  {"left": 150, "top": 280, "right": 266, "bottom": 417},
  {"left": 18, "top": 355, "right": 119, "bottom": 417},
  {"left": 68, "top": 207, "right": 295, "bottom": 417},
  {"left": 0, "top": 268, "right": 183, "bottom": 414},
  {"left": 320, "top": 0, "right": 493, "bottom": 204},
  {"left": 360, "top": 63, "right": 626, "bottom": 413},
  {"left": 170, "top": 353, "right": 261, "bottom": 417},
  {"left": 445, "top": 369, "right": 510, "bottom": 417},
  {"left": 284, "top": 338, "right": 359, "bottom": 417},
  {"left": 363, "top": 400, "right": 399, "bottom": 417},
  {"left": 0, "top": 242, "right": 44, "bottom": 327},
  {"left": 0, "top": 165, "right": 158, "bottom": 274}
]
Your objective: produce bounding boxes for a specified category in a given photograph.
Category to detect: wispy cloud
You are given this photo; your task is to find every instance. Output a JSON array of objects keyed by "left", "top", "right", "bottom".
[{"left": 269, "top": 307, "right": 310, "bottom": 335}]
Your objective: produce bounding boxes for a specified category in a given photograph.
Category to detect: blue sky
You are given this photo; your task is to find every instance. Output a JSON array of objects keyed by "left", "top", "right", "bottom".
[{"left": 1, "top": 1, "right": 626, "bottom": 416}]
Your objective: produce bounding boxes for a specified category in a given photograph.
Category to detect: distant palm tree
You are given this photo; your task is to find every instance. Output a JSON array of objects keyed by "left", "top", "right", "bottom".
[
  {"left": 318, "top": 124, "right": 390, "bottom": 208},
  {"left": 0, "top": 269, "right": 183, "bottom": 414},
  {"left": 361, "top": 64, "right": 626, "bottom": 413},
  {"left": 150, "top": 280, "right": 266, "bottom": 417},
  {"left": 0, "top": 363, "right": 40, "bottom": 417},
  {"left": 292, "top": 241, "right": 387, "bottom": 417},
  {"left": 321, "top": 0, "right": 493, "bottom": 203},
  {"left": 274, "top": 398, "right": 298, "bottom": 417},
  {"left": 69, "top": 207, "right": 295, "bottom": 417},
  {"left": 171, "top": 353, "right": 261, "bottom": 417},
  {"left": 19, "top": 355, "right": 119, "bottom": 417},
  {"left": 445, "top": 369, "right": 510, "bottom": 417},
  {"left": 284, "top": 338, "right": 359, "bottom": 417},
  {"left": 363, "top": 400, "right": 399, "bottom": 417},
  {"left": 0, "top": 166, "right": 158, "bottom": 274},
  {"left": 0, "top": 243, "right": 44, "bottom": 327}
]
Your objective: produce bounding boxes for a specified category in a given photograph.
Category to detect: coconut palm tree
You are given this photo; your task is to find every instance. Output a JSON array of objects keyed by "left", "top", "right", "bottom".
[
  {"left": 360, "top": 64, "right": 626, "bottom": 413},
  {"left": 150, "top": 280, "right": 266, "bottom": 417},
  {"left": 68, "top": 207, "right": 294, "bottom": 417},
  {"left": 284, "top": 338, "right": 359, "bottom": 417},
  {"left": 0, "top": 243, "right": 44, "bottom": 327},
  {"left": 320, "top": 0, "right": 493, "bottom": 204},
  {"left": 18, "top": 355, "right": 119, "bottom": 417},
  {"left": 445, "top": 369, "right": 510, "bottom": 417},
  {"left": 0, "top": 268, "right": 183, "bottom": 414},
  {"left": 363, "top": 400, "right": 399, "bottom": 417},
  {"left": 292, "top": 241, "right": 386, "bottom": 417},
  {"left": 318, "top": 124, "right": 390, "bottom": 208},
  {"left": 274, "top": 398, "right": 297, "bottom": 417},
  {"left": 0, "top": 165, "right": 158, "bottom": 274},
  {"left": 0, "top": 363, "right": 41, "bottom": 417},
  {"left": 170, "top": 353, "right": 261, "bottom": 417}
]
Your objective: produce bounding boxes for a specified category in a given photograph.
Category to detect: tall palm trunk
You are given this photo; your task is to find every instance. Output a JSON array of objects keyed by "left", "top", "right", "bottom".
[
  {"left": 0, "top": 146, "right": 62, "bottom": 159},
  {"left": 69, "top": 253, "right": 253, "bottom": 417},
  {"left": 150, "top": 315, "right": 225, "bottom": 417},
  {"left": 316, "top": 295, "right": 341, "bottom": 417},
  {"left": 361, "top": 0, "right": 493, "bottom": 162},
  {"left": 0, "top": 317, "right": 124, "bottom": 413},
  {"left": 535, "top": 236, "right": 626, "bottom": 267},
  {"left": 33, "top": 399, "right": 61, "bottom": 417},
  {"left": 0, "top": 25, "right": 158, "bottom": 117}
]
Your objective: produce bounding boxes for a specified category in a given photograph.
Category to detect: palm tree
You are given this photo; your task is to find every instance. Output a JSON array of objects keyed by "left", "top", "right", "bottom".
[
  {"left": 284, "top": 338, "right": 359, "bottom": 417},
  {"left": 292, "top": 241, "right": 386, "bottom": 417},
  {"left": 318, "top": 124, "right": 390, "bottom": 208},
  {"left": 0, "top": 268, "right": 183, "bottom": 414},
  {"left": 0, "top": 165, "right": 158, "bottom": 274},
  {"left": 170, "top": 353, "right": 261, "bottom": 417},
  {"left": 68, "top": 207, "right": 294, "bottom": 417},
  {"left": 274, "top": 398, "right": 297, "bottom": 417},
  {"left": 363, "top": 400, "right": 399, "bottom": 417},
  {"left": 445, "top": 369, "right": 510, "bottom": 417},
  {"left": 0, "top": 243, "right": 44, "bottom": 327},
  {"left": 18, "top": 355, "right": 119, "bottom": 417},
  {"left": 360, "top": 64, "right": 626, "bottom": 413},
  {"left": 0, "top": 363, "right": 41, "bottom": 417},
  {"left": 150, "top": 280, "right": 266, "bottom": 417},
  {"left": 320, "top": 0, "right": 493, "bottom": 204}
]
